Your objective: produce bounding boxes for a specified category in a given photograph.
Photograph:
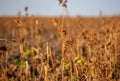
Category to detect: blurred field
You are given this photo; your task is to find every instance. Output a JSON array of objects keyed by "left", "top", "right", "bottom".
[{"left": 0, "top": 16, "right": 120, "bottom": 81}]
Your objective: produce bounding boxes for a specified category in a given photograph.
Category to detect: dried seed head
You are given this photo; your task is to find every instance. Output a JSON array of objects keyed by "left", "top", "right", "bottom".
[
  {"left": 58, "top": 0, "right": 63, "bottom": 4},
  {"left": 62, "top": 3, "right": 67, "bottom": 8},
  {"left": 62, "top": 29, "right": 67, "bottom": 36},
  {"left": 24, "top": 6, "right": 28, "bottom": 12},
  {"left": 14, "top": 19, "right": 23, "bottom": 28},
  {"left": 58, "top": 0, "right": 67, "bottom": 8}
]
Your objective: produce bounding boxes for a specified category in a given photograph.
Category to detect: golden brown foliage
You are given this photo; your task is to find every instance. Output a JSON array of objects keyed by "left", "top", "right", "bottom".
[{"left": 0, "top": 16, "right": 120, "bottom": 81}]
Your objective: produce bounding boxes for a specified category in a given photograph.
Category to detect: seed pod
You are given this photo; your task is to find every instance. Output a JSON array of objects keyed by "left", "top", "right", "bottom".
[
  {"left": 62, "top": 3, "right": 67, "bottom": 8},
  {"left": 24, "top": 6, "right": 28, "bottom": 12}
]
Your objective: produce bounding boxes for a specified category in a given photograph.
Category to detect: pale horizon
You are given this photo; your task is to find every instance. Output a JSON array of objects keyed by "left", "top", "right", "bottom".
[{"left": 0, "top": 0, "right": 120, "bottom": 17}]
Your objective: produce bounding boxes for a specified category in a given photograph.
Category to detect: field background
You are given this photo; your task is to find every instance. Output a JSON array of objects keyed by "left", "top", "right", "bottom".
[{"left": 0, "top": 16, "right": 120, "bottom": 81}]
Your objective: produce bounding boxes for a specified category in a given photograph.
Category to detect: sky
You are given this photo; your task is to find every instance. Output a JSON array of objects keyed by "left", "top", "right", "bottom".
[{"left": 0, "top": 0, "right": 120, "bottom": 17}]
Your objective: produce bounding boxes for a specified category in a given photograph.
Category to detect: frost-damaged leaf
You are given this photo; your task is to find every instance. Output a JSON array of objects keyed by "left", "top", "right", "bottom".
[
  {"left": 21, "top": 61, "right": 26, "bottom": 69},
  {"left": 65, "top": 61, "right": 72, "bottom": 68},
  {"left": 74, "top": 56, "right": 80, "bottom": 61},
  {"left": 74, "top": 56, "right": 85, "bottom": 64},
  {"left": 33, "top": 55, "right": 39, "bottom": 59},
  {"left": 24, "top": 49, "right": 31, "bottom": 55}
]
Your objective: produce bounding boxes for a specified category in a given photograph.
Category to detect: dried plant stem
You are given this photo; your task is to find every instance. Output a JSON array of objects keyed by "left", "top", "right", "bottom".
[
  {"left": 46, "top": 42, "right": 49, "bottom": 64},
  {"left": 45, "top": 65, "right": 49, "bottom": 81},
  {"left": 19, "top": 43, "right": 24, "bottom": 54},
  {"left": 61, "top": 6, "right": 66, "bottom": 81},
  {"left": 70, "top": 62, "right": 73, "bottom": 81},
  {"left": 30, "top": 25, "right": 34, "bottom": 48},
  {"left": 61, "top": 38, "right": 66, "bottom": 81}
]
